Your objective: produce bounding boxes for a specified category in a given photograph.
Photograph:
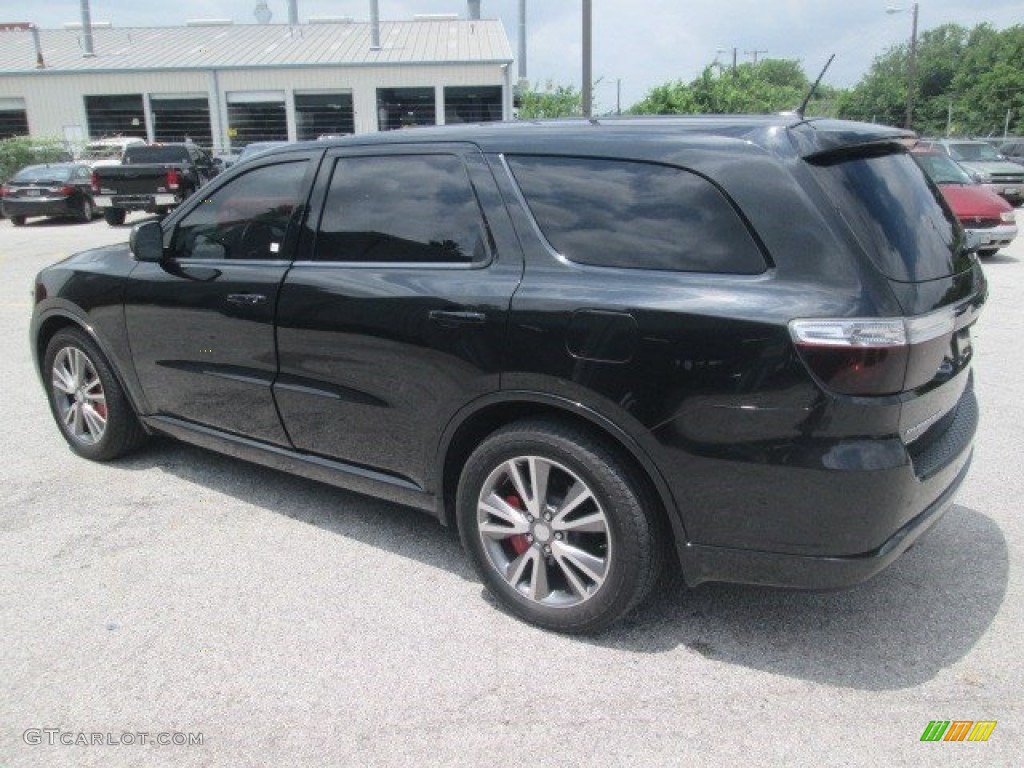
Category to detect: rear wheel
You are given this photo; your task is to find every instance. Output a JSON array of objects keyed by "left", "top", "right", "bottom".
[
  {"left": 44, "top": 328, "right": 147, "bottom": 461},
  {"left": 10, "top": 214, "right": 25, "bottom": 226},
  {"left": 78, "top": 197, "right": 94, "bottom": 223},
  {"left": 977, "top": 248, "right": 999, "bottom": 258},
  {"left": 103, "top": 207, "right": 126, "bottom": 226},
  {"left": 457, "top": 420, "right": 664, "bottom": 634}
]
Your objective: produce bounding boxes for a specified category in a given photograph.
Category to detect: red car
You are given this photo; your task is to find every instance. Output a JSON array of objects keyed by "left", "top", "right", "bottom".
[{"left": 912, "top": 149, "right": 1017, "bottom": 257}]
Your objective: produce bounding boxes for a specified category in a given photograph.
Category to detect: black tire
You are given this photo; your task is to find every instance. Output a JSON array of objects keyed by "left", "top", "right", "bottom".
[
  {"left": 103, "top": 207, "right": 126, "bottom": 226},
  {"left": 977, "top": 248, "right": 999, "bottom": 258},
  {"left": 10, "top": 214, "right": 26, "bottom": 226},
  {"left": 78, "top": 197, "right": 94, "bottom": 223},
  {"left": 457, "top": 420, "right": 664, "bottom": 634},
  {"left": 43, "top": 327, "right": 147, "bottom": 461}
]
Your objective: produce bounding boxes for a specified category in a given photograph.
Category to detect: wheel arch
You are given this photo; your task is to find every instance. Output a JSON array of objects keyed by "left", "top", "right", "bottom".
[
  {"left": 435, "top": 392, "right": 688, "bottom": 560},
  {"left": 33, "top": 310, "right": 150, "bottom": 425}
]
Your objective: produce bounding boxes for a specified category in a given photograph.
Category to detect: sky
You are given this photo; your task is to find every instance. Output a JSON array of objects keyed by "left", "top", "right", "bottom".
[{"left": 12, "top": 0, "right": 1024, "bottom": 110}]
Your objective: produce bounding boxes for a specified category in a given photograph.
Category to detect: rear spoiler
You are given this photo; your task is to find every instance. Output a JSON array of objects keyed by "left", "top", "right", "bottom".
[{"left": 791, "top": 119, "right": 918, "bottom": 164}]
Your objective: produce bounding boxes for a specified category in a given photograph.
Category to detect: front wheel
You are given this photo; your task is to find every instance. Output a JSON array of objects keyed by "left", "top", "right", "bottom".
[
  {"left": 457, "top": 420, "right": 664, "bottom": 634},
  {"left": 44, "top": 328, "right": 147, "bottom": 461},
  {"left": 977, "top": 248, "right": 999, "bottom": 258},
  {"left": 10, "top": 214, "right": 26, "bottom": 226}
]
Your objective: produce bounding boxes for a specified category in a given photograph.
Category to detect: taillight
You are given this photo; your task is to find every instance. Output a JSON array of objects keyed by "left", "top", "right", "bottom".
[
  {"left": 90, "top": 172, "right": 100, "bottom": 193},
  {"left": 789, "top": 308, "right": 956, "bottom": 396},
  {"left": 0, "top": 185, "right": 9, "bottom": 197},
  {"left": 166, "top": 168, "right": 181, "bottom": 190},
  {"left": 58, "top": 184, "right": 75, "bottom": 196}
]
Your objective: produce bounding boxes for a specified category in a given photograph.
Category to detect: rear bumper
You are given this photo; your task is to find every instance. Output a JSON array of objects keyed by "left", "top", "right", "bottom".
[
  {"left": 2, "top": 198, "right": 76, "bottom": 218},
  {"left": 981, "top": 182, "right": 1023, "bottom": 204},
  {"left": 93, "top": 194, "right": 179, "bottom": 210},
  {"left": 680, "top": 453, "right": 969, "bottom": 588}
]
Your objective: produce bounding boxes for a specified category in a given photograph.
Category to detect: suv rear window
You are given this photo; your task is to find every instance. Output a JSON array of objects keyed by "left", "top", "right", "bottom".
[
  {"left": 810, "top": 150, "right": 970, "bottom": 282},
  {"left": 506, "top": 156, "right": 766, "bottom": 274}
]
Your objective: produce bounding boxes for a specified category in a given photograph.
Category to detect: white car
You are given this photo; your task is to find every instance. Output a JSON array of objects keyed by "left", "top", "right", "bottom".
[{"left": 78, "top": 137, "right": 147, "bottom": 168}]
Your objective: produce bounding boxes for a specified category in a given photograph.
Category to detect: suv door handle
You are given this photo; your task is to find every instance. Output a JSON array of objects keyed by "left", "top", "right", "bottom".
[
  {"left": 428, "top": 310, "right": 487, "bottom": 327},
  {"left": 226, "top": 293, "right": 268, "bottom": 306}
]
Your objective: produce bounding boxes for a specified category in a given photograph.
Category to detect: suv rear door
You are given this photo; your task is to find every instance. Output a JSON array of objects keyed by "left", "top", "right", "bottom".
[{"left": 273, "top": 144, "right": 522, "bottom": 490}]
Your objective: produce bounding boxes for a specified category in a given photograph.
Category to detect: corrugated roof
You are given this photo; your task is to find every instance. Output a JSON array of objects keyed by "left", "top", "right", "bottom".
[{"left": 0, "top": 20, "right": 512, "bottom": 73}]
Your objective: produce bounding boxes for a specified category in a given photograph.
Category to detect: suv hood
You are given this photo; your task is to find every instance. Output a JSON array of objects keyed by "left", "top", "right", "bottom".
[
  {"left": 939, "top": 183, "right": 1013, "bottom": 218},
  {"left": 956, "top": 159, "right": 1023, "bottom": 175}
]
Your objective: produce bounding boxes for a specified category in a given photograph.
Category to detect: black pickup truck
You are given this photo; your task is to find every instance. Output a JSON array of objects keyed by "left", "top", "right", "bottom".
[{"left": 91, "top": 143, "right": 219, "bottom": 225}]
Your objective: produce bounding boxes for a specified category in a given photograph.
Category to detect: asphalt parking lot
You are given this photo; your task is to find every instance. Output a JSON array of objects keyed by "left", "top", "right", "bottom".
[{"left": 1, "top": 213, "right": 1021, "bottom": 767}]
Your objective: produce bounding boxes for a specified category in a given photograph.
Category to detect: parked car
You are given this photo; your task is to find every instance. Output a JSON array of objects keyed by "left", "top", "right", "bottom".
[
  {"left": 999, "top": 139, "right": 1024, "bottom": 167},
  {"left": 30, "top": 117, "right": 985, "bottom": 633},
  {"left": 235, "top": 141, "right": 291, "bottom": 164},
  {"left": 916, "top": 138, "right": 1024, "bottom": 205},
  {"left": 912, "top": 149, "right": 1017, "bottom": 257},
  {"left": 1, "top": 162, "right": 97, "bottom": 225},
  {"left": 91, "top": 143, "right": 219, "bottom": 225},
  {"left": 78, "top": 136, "right": 147, "bottom": 168}
]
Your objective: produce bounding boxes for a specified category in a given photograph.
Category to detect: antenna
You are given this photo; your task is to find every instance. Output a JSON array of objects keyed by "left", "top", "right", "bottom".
[{"left": 797, "top": 54, "right": 835, "bottom": 118}]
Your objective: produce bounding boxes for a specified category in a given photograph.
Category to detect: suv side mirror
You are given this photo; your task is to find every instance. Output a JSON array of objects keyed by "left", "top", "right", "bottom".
[{"left": 130, "top": 220, "right": 164, "bottom": 262}]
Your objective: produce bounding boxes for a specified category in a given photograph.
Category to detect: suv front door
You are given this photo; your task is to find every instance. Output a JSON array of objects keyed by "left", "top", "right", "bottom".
[{"left": 124, "top": 152, "right": 319, "bottom": 444}]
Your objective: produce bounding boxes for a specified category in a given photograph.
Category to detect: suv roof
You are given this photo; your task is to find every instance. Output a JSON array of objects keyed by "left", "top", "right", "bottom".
[{"left": 264, "top": 116, "right": 915, "bottom": 161}]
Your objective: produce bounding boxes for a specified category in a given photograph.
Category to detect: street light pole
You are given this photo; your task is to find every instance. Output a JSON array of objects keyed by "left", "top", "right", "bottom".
[
  {"left": 582, "top": 0, "right": 593, "bottom": 117},
  {"left": 887, "top": 3, "right": 919, "bottom": 130}
]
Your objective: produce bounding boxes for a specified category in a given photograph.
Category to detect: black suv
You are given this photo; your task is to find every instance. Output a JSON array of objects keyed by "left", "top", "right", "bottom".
[{"left": 31, "top": 117, "right": 985, "bottom": 633}]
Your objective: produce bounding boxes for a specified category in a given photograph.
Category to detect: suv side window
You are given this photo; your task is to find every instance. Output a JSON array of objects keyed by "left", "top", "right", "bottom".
[
  {"left": 314, "top": 154, "right": 489, "bottom": 264},
  {"left": 169, "top": 160, "right": 307, "bottom": 261},
  {"left": 506, "top": 156, "right": 766, "bottom": 274}
]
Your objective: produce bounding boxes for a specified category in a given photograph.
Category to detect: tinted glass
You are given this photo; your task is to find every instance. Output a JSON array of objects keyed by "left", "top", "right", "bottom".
[
  {"left": 13, "top": 165, "right": 73, "bottom": 182},
  {"left": 811, "top": 150, "right": 969, "bottom": 282},
  {"left": 170, "top": 160, "right": 307, "bottom": 261},
  {"left": 314, "top": 155, "right": 488, "bottom": 264},
  {"left": 506, "top": 156, "right": 766, "bottom": 274},
  {"left": 125, "top": 146, "right": 191, "bottom": 164}
]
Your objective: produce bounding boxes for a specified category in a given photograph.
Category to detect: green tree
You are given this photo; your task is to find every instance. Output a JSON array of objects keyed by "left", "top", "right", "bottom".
[
  {"left": 630, "top": 59, "right": 836, "bottom": 117},
  {"left": 518, "top": 82, "right": 583, "bottom": 119},
  {"left": 837, "top": 23, "right": 1024, "bottom": 136},
  {"left": 0, "top": 136, "right": 69, "bottom": 183}
]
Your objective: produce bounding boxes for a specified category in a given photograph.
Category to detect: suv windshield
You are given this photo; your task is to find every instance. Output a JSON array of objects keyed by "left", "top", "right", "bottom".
[
  {"left": 913, "top": 153, "right": 974, "bottom": 185},
  {"left": 948, "top": 142, "right": 1001, "bottom": 162},
  {"left": 810, "top": 150, "right": 970, "bottom": 282}
]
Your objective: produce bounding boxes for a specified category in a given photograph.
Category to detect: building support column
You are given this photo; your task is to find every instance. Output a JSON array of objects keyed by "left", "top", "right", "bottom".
[
  {"left": 435, "top": 85, "right": 445, "bottom": 126},
  {"left": 142, "top": 94, "right": 155, "bottom": 142}
]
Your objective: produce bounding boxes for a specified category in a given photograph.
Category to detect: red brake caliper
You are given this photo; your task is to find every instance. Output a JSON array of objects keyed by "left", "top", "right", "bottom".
[{"left": 505, "top": 495, "right": 531, "bottom": 556}]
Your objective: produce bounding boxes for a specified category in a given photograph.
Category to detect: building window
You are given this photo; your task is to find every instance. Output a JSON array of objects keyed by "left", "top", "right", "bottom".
[
  {"left": 151, "top": 95, "right": 212, "bottom": 147},
  {"left": 226, "top": 91, "right": 287, "bottom": 149},
  {"left": 376, "top": 88, "right": 435, "bottom": 131},
  {"left": 84, "top": 94, "right": 146, "bottom": 139},
  {"left": 444, "top": 86, "right": 502, "bottom": 124},
  {"left": 295, "top": 92, "right": 354, "bottom": 140},
  {"left": 0, "top": 97, "right": 28, "bottom": 139}
]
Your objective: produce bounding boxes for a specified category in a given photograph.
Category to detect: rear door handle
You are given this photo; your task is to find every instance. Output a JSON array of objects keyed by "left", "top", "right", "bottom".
[
  {"left": 428, "top": 310, "right": 487, "bottom": 327},
  {"left": 226, "top": 293, "right": 267, "bottom": 306}
]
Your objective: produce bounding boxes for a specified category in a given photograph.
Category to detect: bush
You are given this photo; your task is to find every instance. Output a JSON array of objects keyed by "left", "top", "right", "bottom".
[{"left": 0, "top": 136, "right": 71, "bottom": 182}]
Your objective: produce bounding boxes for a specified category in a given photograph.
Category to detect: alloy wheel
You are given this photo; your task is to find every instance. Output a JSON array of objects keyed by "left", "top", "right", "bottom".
[
  {"left": 476, "top": 455, "right": 612, "bottom": 608},
  {"left": 51, "top": 346, "right": 107, "bottom": 444}
]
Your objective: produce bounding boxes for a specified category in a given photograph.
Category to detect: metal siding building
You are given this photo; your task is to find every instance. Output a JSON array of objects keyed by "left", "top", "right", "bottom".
[{"left": 0, "top": 19, "right": 514, "bottom": 151}]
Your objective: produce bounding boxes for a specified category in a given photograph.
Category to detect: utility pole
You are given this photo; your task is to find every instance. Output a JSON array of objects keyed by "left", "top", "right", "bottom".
[
  {"left": 886, "top": 3, "right": 919, "bottom": 130},
  {"left": 582, "top": 0, "right": 592, "bottom": 117},
  {"left": 745, "top": 48, "right": 767, "bottom": 64},
  {"left": 616, "top": 78, "right": 621, "bottom": 116}
]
